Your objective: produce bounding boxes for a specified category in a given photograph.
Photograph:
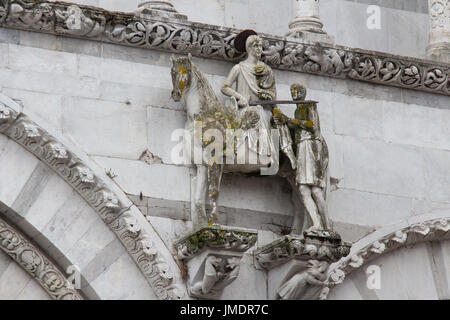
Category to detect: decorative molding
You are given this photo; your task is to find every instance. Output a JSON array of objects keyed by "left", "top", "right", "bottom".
[
  {"left": 0, "top": 216, "right": 83, "bottom": 300},
  {"left": 0, "top": 95, "right": 185, "bottom": 300},
  {"left": 0, "top": 0, "right": 449, "bottom": 96},
  {"left": 175, "top": 226, "right": 257, "bottom": 261},
  {"left": 254, "top": 233, "right": 351, "bottom": 270},
  {"left": 326, "top": 215, "right": 450, "bottom": 291}
]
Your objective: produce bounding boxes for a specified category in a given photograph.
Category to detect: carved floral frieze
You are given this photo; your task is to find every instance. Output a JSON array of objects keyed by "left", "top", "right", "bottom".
[
  {"left": 0, "top": 216, "right": 83, "bottom": 300},
  {"left": 0, "top": 0, "right": 449, "bottom": 96},
  {"left": 255, "top": 234, "right": 351, "bottom": 270}
]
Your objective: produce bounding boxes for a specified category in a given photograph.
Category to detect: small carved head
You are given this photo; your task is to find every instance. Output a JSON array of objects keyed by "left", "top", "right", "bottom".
[
  {"left": 290, "top": 83, "right": 307, "bottom": 101},
  {"left": 170, "top": 53, "right": 193, "bottom": 102},
  {"left": 246, "top": 35, "right": 263, "bottom": 59}
]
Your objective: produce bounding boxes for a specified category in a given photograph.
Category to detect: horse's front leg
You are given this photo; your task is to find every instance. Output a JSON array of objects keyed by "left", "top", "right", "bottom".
[
  {"left": 193, "top": 165, "right": 208, "bottom": 227},
  {"left": 208, "top": 163, "right": 224, "bottom": 224}
]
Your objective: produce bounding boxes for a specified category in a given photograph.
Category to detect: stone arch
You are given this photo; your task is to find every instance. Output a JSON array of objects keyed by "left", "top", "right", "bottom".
[
  {"left": 0, "top": 93, "right": 187, "bottom": 299},
  {"left": 0, "top": 214, "right": 83, "bottom": 299},
  {"left": 326, "top": 211, "right": 450, "bottom": 296}
]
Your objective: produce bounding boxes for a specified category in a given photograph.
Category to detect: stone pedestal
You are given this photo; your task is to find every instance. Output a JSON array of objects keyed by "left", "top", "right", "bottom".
[
  {"left": 174, "top": 226, "right": 257, "bottom": 299},
  {"left": 286, "top": 0, "right": 334, "bottom": 45},
  {"left": 255, "top": 231, "right": 351, "bottom": 300},
  {"left": 135, "top": 1, "right": 188, "bottom": 21},
  {"left": 426, "top": 0, "right": 450, "bottom": 63}
]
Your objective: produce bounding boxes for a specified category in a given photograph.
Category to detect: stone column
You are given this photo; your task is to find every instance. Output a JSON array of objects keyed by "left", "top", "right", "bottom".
[
  {"left": 135, "top": 0, "right": 187, "bottom": 21},
  {"left": 426, "top": 0, "right": 450, "bottom": 63},
  {"left": 286, "top": 0, "right": 334, "bottom": 44}
]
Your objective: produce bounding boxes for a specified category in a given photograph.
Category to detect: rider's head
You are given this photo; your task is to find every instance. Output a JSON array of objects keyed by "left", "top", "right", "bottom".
[{"left": 245, "top": 35, "right": 263, "bottom": 59}]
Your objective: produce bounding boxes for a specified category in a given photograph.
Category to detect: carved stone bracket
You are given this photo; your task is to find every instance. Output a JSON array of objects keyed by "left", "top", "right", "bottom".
[
  {"left": 0, "top": 216, "right": 84, "bottom": 300},
  {"left": 0, "top": 0, "right": 449, "bottom": 97},
  {"left": 174, "top": 226, "right": 257, "bottom": 299},
  {"left": 0, "top": 94, "right": 186, "bottom": 300},
  {"left": 254, "top": 232, "right": 351, "bottom": 300}
]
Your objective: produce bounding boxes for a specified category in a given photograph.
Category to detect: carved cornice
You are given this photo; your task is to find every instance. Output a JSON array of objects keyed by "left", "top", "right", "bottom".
[
  {"left": 0, "top": 216, "right": 83, "bottom": 300},
  {"left": 0, "top": 96, "right": 185, "bottom": 300},
  {"left": 326, "top": 215, "right": 450, "bottom": 290},
  {"left": 175, "top": 226, "right": 258, "bottom": 260},
  {"left": 1, "top": 0, "right": 449, "bottom": 97},
  {"left": 254, "top": 234, "right": 351, "bottom": 270}
]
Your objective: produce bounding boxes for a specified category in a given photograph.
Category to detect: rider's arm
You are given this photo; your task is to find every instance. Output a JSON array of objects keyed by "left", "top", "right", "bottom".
[{"left": 221, "top": 65, "right": 248, "bottom": 106}]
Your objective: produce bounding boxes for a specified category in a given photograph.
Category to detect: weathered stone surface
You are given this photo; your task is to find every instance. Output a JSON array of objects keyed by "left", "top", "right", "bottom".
[
  {"left": 2, "top": 88, "right": 63, "bottom": 133},
  {"left": 147, "top": 106, "right": 186, "bottom": 164},
  {"left": 383, "top": 101, "right": 450, "bottom": 151},
  {"left": 89, "top": 253, "right": 158, "bottom": 300},
  {"left": 4, "top": 70, "right": 100, "bottom": 99},
  {"left": 328, "top": 188, "right": 413, "bottom": 227},
  {"left": 370, "top": 243, "right": 439, "bottom": 299},
  {"left": 62, "top": 97, "right": 147, "bottom": 159},
  {"left": 9, "top": 44, "right": 78, "bottom": 75},
  {"left": 0, "top": 260, "right": 35, "bottom": 299},
  {"left": 0, "top": 139, "right": 40, "bottom": 208},
  {"left": 342, "top": 136, "right": 427, "bottom": 199},
  {"left": 92, "top": 156, "right": 191, "bottom": 202},
  {"left": 333, "top": 93, "right": 383, "bottom": 140}
]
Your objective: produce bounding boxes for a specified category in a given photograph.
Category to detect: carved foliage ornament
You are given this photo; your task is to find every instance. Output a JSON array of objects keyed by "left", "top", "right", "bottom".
[
  {"left": 0, "top": 100, "right": 184, "bottom": 300},
  {"left": 175, "top": 226, "right": 258, "bottom": 260},
  {"left": 0, "top": 1, "right": 449, "bottom": 96},
  {"left": 326, "top": 217, "right": 450, "bottom": 288},
  {"left": 0, "top": 216, "right": 83, "bottom": 300},
  {"left": 255, "top": 235, "right": 351, "bottom": 270}
]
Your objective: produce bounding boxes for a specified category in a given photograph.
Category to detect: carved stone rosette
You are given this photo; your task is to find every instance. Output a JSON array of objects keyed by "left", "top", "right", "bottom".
[
  {"left": 0, "top": 1, "right": 448, "bottom": 97},
  {"left": 254, "top": 232, "right": 351, "bottom": 300},
  {"left": 0, "top": 96, "right": 185, "bottom": 300},
  {"left": 174, "top": 226, "right": 257, "bottom": 299},
  {"left": 0, "top": 216, "right": 84, "bottom": 300}
]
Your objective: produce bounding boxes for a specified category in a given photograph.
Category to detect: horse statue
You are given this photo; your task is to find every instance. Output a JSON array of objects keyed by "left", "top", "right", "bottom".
[{"left": 170, "top": 54, "right": 293, "bottom": 228}]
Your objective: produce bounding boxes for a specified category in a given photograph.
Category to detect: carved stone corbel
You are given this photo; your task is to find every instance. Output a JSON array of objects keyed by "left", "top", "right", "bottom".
[
  {"left": 254, "top": 231, "right": 351, "bottom": 300},
  {"left": 174, "top": 226, "right": 257, "bottom": 299}
]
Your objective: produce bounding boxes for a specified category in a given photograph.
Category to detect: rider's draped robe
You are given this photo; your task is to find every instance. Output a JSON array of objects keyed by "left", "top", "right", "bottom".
[{"left": 224, "top": 61, "right": 279, "bottom": 161}]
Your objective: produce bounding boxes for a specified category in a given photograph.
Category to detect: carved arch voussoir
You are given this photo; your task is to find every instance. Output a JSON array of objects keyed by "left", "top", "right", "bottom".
[
  {"left": 0, "top": 215, "right": 84, "bottom": 300},
  {"left": 0, "top": 94, "right": 186, "bottom": 300},
  {"left": 326, "top": 213, "right": 450, "bottom": 292}
]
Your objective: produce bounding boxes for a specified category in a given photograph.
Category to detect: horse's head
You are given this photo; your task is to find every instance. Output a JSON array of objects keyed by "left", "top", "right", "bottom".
[{"left": 170, "top": 53, "right": 193, "bottom": 102}]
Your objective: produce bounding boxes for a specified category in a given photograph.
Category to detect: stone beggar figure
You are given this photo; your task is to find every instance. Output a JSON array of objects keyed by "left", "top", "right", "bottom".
[{"left": 274, "top": 83, "right": 331, "bottom": 233}]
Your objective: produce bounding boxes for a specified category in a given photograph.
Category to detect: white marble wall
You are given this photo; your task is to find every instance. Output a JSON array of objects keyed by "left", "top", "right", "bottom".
[{"left": 46, "top": 0, "right": 430, "bottom": 59}]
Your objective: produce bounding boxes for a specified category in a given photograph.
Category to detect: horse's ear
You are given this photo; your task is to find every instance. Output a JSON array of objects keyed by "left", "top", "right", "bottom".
[
  {"left": 170, "top": 54, "right": 176, "bottom": 62},
  {"left": 187, "top": 53, "right": 192, "bottom": 62}
]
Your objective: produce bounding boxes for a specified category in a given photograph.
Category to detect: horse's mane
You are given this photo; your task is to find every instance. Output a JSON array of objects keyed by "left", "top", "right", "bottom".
[{"left": 192, "top": 64, "right": 222, "bottom": 115}]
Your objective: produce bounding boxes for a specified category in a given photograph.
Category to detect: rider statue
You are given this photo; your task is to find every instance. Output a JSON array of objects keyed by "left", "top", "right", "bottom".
[
  {"left": 220, "top": 30, "right": 331, "bottom": 235},
  {"left": 221, "top": 30, "right": 278, "bottom": 163}
]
